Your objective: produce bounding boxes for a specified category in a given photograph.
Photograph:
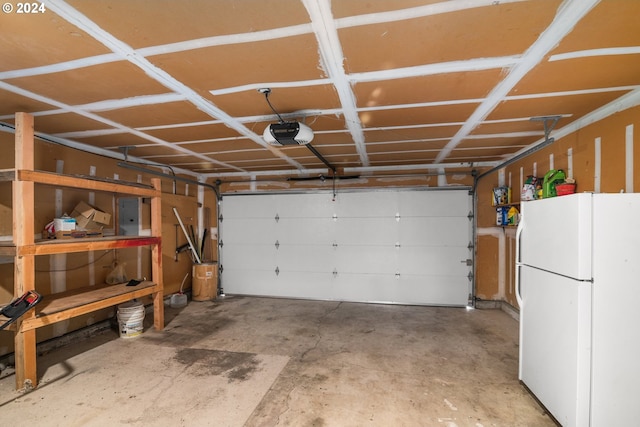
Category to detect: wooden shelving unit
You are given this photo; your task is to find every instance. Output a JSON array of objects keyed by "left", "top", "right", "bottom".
[{"left": 3, "top": 112, "right": 164, "bottom": 389}]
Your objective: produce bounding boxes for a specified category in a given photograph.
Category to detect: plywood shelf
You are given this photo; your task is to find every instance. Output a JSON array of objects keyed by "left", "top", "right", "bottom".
[
  {"left": 0, "top": 169, "right": 15, "bottom": 181},
  {"left": 1, "top": 236, "right": 161, "bottom": 256},
  {"left": 21, "top": 281, "right": 159, "bottom": 331},
  {"left": 0, "top": 242, "right": 16, "bottom": 257},
  {"left": 23, "top": 236, "right": 161, "bottom": 256}
]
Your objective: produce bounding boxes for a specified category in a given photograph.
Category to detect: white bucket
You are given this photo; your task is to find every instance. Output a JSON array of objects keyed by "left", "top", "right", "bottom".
[
  {"left": 170, "top": 293, "right": 188, "bottom": 308},
  {"left": 117, "top": 301, "right": 145, "bottom": 338}
]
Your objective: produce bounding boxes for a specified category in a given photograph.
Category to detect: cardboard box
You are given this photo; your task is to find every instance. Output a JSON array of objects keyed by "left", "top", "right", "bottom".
[
  {"left": 74, "top": 214, "right": 100, "bottom": 230},
  {"left": 54, "top": 230, "right": 103, "bottom": 239},
  {"left": 54, "top": 217, "right": 76, "bottom": 231},
  {"left": 72, "top": 201, "right": 111, "bottom": 230}
]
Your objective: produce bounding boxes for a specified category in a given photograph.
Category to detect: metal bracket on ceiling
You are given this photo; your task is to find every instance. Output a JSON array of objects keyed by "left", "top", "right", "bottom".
[
  {"left": 530, "top": 115, "right": 562, "bottom": 142},
  {"left": 118, "top": 146, "right": 137, "bottom": 162}
]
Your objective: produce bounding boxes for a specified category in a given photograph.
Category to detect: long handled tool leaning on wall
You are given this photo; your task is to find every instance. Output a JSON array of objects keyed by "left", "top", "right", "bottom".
[{"left": 173, "top": 207, "right": 201, "bottom": 264}]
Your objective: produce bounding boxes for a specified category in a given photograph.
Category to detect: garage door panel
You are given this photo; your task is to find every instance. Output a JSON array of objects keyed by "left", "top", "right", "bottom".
[
  {"left": 223, "top": 269, "right": 338, "bottom": 299},
  {"left": 277, "top": 193, "right": 336, "bottom": 217},
  {"left": 399, "top": 190, "right": 470, "bottom": 216},
  {"left": 398, "top": 246, "right": 470, "bottom": 275},
  {"left": 222, "top": 244, "right": 276, "bottom": 270},
  {"left": 221, "top": 269, "right": 282, "bottom": 296},
  {"left": 332, "top": 273, "right": 398, "bottom": 302},
  {"left": 335, "top": 245, "right": 398, "bottom": 274},
  {"left": 398, "top": 275, "right": 470, "bottom": 306},
  {"left": 276, "top": 245, "right": 334, "bottom": 272},
  {"left": 335, "top": 217, "right": 398, "bottom": 245},
  {"left": 223, "top": 218, "right": 276, "bottom": 244},
  {"left": 268, "top": 271, "right": 337, "bottom": 300},
  {"left": 223, "top": 195, "right": 277, "bottom": 218},
  {"left": 399, "top": 218, "right": 469, "bottom": 246},
  {"left": 277, "top": 218, "right": 335, "bottom": 244},
  {"left": 335, "top": 191, "right": 399, "bottom": 217}
]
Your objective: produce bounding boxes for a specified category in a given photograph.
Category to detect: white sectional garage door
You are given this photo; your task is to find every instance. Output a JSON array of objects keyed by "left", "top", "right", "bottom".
[{"left": 219, "top": 189, "right": 473, "bottom": 306}]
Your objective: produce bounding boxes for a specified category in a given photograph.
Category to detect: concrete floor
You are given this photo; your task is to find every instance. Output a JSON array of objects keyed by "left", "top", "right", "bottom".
[{"left": 0, "top": 296, "right": 554, "bottom": 426}]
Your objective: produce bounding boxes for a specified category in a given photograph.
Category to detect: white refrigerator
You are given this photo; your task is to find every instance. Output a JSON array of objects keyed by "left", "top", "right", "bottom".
[{"left": 516, "top": 193, "right": 640, "bottom": 427}]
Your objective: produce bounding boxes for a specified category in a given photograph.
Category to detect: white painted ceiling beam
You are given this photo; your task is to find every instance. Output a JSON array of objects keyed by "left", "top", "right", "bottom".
[
  {"left": 302, "top": 0, "right": 369, "bottom": 167},
  {"left": 0, "top": 53, "right": 121, "bottom": 80},
  {"left": 208, "top": 168, "right": 330, "bottom": 178},
  {"left": 74, "top": 93, "right": 187, "bottom": 112},
  {"left": 343, "top": 162, "right": 500, "bottom": 174},
  {"left": 335, "top": 0, "right": 527, "bottom": 29},
  {"left": 349, "top": 56, "right": 520, "bottom": 84},
  {"left": 550, "top": 46, "right": 640, "bottom": 62},
  {"left": 210, "top": 56, "right": 521, "bottom": 97}
]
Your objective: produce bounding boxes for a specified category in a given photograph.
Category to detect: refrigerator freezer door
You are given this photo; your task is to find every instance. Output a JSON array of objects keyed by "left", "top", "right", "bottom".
[
  {"left": 520, "top": 193, "right": 592, "bottom": 280},
  {"left": 519, "top": 265, "right": 591, "bottom": 427},
  {"left": 590, "top": 194, "right": 640, "bottom": 426}
]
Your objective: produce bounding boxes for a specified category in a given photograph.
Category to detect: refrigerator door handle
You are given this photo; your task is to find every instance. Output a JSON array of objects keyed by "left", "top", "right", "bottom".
[{"left": 515, "top": 215, "right": 525, "bottom": 307}]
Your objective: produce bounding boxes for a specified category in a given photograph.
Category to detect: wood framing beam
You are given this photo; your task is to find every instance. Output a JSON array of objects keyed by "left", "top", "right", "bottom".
[
  {"left": 13, "top": 112, "right": 37, "bottom": 389},
  {"left": 150, "top": 178, "right": 164, "bottom": 331},
  {"left": 16, "top": 170, "right": 158, "bottom": 196},
  {"left": 17, "top": 236, "right": 161, "bottom": 256}
]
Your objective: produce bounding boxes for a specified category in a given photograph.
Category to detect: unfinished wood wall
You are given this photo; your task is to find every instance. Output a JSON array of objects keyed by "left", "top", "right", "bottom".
[
  {"left": 475, "top": 105, "right": 640, "bottom": 307},
  {"left": 162, "top": 193, "right": 201, "bottom": 295}
]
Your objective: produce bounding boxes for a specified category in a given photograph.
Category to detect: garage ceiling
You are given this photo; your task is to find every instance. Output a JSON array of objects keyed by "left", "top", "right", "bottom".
[{"left": 1, "top": 0, "right": 639, "bottom": 180}]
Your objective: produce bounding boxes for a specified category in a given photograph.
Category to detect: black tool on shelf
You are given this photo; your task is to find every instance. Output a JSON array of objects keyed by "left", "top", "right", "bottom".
[{"left": 0, "top": 290, "right": 42, "bottom": 330}]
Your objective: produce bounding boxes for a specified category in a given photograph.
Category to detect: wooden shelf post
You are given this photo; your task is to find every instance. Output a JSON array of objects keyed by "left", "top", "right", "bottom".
[
  {"left": 151, "top": 177, "right": 164, "bottom": 331},
  {"left": 13, "top": 112, "right": 37, "bottom": 389}
]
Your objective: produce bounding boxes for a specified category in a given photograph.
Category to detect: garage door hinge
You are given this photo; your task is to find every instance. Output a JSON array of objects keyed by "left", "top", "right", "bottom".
[
  {"left": 467, "top": 211, "right": 473, "bottom": 221},
  {"left": 468, "top": 242, "right": 474, "bottom": 250},
  {"left": 275, "top": 213, "right": 279, "bottom": 223},
  {"left": 333, "top": 268, "right": 338, "bottom": 277},
  {"left": 219, "top": 240, "right": 223, "bottom": 248},
  {"left": 275, "top": 266, "right": 280, "bottom": 276},
  {"left": 275, "top": 240, "right": 280, "bottom": 249},
  {"left": 468, "top": 271, "right": 473, "bottom": 281},
  {"left": 332, "top": 242, "right": 338, "bottom": 248},
  {"left": 218, "top": 214, "right": 223, "bottom": 222}
]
